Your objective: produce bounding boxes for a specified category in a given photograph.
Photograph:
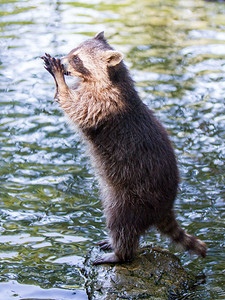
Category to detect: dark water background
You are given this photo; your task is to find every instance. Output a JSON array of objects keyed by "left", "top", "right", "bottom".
[{"left": 0, "top": 0, "right": 224, "bottom": 299}]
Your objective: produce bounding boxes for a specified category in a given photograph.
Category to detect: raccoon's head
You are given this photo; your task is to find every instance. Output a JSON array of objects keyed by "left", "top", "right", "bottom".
[{"left": 61, "top": 32, "right": 124, "bottom": 83}]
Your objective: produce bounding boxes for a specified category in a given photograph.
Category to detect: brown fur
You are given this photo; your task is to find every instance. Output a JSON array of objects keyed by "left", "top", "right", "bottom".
[{"left": 42, "top": 32, "right": 207, "bottom": 264}]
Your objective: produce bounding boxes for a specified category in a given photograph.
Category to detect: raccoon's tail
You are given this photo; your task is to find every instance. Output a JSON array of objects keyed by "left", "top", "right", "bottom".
[{"left": 156, "top": 210, "right": 207, "bottom": 258}]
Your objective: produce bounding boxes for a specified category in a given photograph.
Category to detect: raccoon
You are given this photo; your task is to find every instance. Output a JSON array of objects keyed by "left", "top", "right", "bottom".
[{"left": 41, "top": 32, "right": 207, "bottom": 264}]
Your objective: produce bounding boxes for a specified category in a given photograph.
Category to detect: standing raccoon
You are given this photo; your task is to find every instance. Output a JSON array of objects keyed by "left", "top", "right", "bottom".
[{"left": 42, "top": 32, "right": 206, "bottom": 264}]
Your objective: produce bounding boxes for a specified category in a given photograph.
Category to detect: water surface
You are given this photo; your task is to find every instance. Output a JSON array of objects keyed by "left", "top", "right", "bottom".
[{"left": 0, "top": 0, "right": 224, "bottom": 299}]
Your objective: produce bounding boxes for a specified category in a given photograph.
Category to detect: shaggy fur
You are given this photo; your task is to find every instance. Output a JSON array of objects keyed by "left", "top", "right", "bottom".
[{"left": 42, "top": 32, "right": 207, "bottom": 264}]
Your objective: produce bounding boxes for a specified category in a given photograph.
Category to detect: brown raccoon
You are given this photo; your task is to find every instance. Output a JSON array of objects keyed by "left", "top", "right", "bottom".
[{"left": 42, "top": 32, "right": 207, "bottom": 264}]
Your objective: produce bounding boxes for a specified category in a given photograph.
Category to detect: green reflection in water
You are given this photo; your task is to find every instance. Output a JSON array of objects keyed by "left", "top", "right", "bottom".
[{"left": 0, "top": 0, "right": 224, "bottom": 299}]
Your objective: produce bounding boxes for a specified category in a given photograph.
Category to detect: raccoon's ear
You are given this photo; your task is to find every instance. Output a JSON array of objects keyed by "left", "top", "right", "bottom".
[
  {"left": 94, "top": 31, "right": 106, "bottom": 41},
  {"left": 104, "top": 50, "right": 123, "bottom": 67}
]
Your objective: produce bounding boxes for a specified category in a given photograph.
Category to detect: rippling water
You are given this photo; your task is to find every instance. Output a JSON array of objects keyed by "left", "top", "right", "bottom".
[{"left": 0, "top": 0, "right": 224, "bottom": 299}]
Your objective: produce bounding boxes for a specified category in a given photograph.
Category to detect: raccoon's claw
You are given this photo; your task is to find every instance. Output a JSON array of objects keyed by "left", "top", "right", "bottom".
[
  {"left": 93, "top": 253, "right": 121, "bottom": 265},
  {"left": 41, "top": 53, "right": 54, "bottom": 76},
  {"left": 41, "top": 54, "right": 64, "bottom": 77},
  {"left": 97, "top": 240, "right": 113, "bottom": 251}
]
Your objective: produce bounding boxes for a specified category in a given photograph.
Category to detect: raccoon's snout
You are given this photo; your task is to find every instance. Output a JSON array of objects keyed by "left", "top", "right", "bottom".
[
  {"left": 63, "top": 69, "right": 71, "bottom": 76},
  {"left": 60, "top": 57, "right": 71, "bottom": 76}
]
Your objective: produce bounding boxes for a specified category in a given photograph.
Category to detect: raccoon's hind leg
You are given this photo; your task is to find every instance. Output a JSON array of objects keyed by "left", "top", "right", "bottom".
[
  {"left": 156, "top": 210, "right": 207, "bottom": 258},
  {"left": 93, "top": 228, "right": 140, "bottom": 265},
  {"left": 97, "top": 239, "right": 113, "bottom": 250}
]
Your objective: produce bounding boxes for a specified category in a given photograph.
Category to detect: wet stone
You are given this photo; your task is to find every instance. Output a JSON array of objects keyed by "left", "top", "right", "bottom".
[{"left": 82, "top": 246, "right": 197, "bottom": 299}]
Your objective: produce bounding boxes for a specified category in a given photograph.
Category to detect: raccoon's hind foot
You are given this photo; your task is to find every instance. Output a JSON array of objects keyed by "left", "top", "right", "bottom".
[
  {"left": 93, "top": 252, "right": 122, "bottom": 265},
  {"left": 97, "top": 239, "right": 113, "bottom": 250}
]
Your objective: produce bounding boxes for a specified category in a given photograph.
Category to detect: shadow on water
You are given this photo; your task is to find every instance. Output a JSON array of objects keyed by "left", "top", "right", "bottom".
[{"left": 0, "top": 0, "right": 224, "bottom": 299}]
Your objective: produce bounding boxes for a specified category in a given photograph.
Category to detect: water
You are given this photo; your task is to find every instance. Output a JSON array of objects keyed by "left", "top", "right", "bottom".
[{"left": 0, "top": 0, "right": 224, "bottom": 299}]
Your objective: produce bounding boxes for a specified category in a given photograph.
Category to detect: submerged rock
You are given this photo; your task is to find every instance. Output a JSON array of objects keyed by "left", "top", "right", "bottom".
[{"left": 82, "top": 246, "right": 197, "bottom": 299}]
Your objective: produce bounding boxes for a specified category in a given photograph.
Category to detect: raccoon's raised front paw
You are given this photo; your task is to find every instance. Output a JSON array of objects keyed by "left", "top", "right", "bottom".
[
  {"left": 41, "top": 53, "right": 64, "bottom": 78},
  {"left": 97, "top": 240, "right": 113, "bottom": 251}
]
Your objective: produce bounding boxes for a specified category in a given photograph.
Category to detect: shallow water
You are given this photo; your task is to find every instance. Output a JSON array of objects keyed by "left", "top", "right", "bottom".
[{"left": 0, "top": 0, "right": 224, "bottom": 299}]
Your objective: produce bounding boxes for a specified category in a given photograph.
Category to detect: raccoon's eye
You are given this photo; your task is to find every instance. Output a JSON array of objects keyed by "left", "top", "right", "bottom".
[{"left": 73, "top": 55, "right": 80, "bottom": 62}]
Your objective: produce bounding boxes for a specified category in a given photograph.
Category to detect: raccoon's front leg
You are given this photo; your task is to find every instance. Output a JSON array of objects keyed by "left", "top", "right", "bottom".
[{"left": 41, "top": 53, "right": 70, "bottom": 102}]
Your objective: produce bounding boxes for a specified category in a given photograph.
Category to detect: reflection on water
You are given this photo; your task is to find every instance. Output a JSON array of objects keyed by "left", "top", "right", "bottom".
[
  {"left": 0, "top": 281, "right": 86, "bottom": 300},
  {"left": 0, "top": 0, "right": 224, "bottom": 299}
]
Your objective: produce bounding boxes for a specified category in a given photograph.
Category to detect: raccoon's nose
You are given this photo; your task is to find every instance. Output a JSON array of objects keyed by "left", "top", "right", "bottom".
[{"left": 61, "top": 57, "right": 70, "bottom": 75}]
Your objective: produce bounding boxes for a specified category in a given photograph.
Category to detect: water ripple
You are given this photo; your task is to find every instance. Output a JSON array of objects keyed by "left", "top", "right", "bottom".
[{"left": 0, "top": 0, "right": 224, "bottom": 299}]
